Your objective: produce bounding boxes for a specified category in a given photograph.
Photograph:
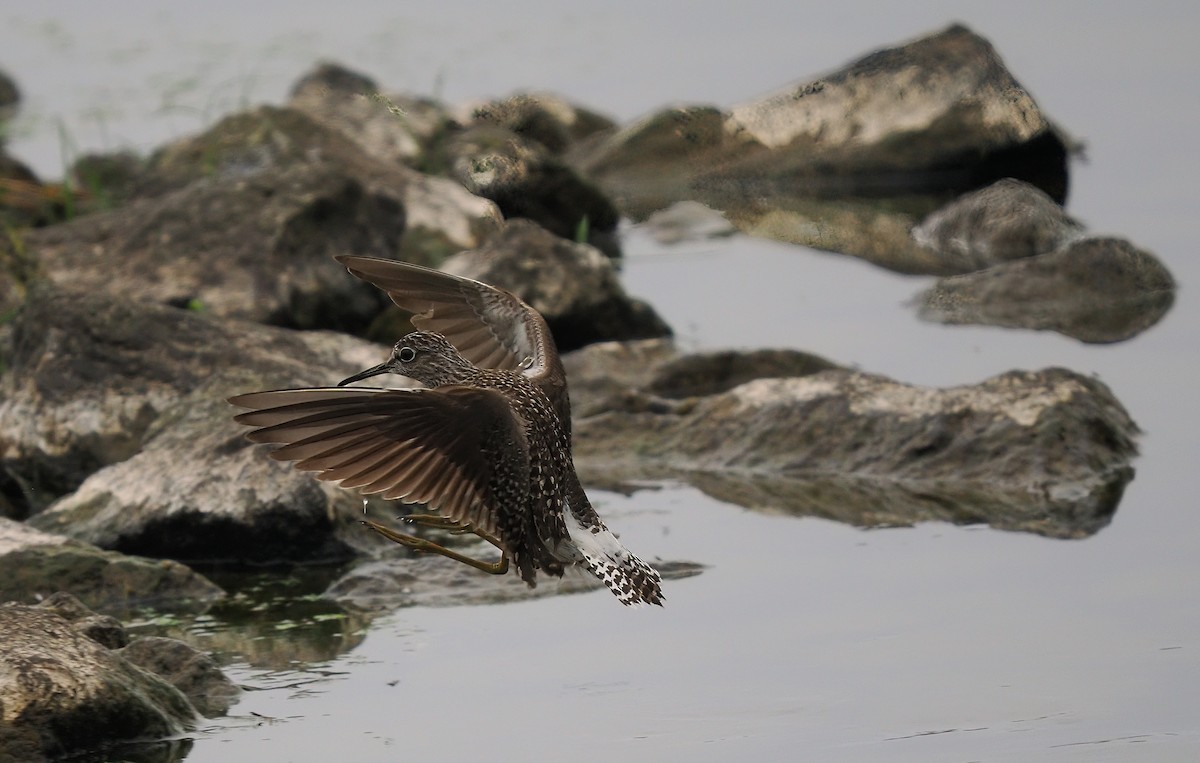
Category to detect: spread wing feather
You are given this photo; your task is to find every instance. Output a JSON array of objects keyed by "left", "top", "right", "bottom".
[
  {"left": 230, "top": 386, "right": 529, "bottom": 540},
  {"left": 335, "top": 255, "right": 569, "bottom": 429}
]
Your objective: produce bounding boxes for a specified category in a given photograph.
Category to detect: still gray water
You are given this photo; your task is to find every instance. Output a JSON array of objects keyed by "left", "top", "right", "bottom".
[{"left": 2, "top": 1, "right": 1197, "bottom": 760}]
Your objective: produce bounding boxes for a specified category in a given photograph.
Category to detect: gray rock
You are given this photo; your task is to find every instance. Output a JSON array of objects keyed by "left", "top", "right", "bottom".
[
  {"left": 440, "top": 220, "right": 672, "bottom": 352},
  {"left": 0, "top": 518, "right": 224, "bottom": 614},
  {"left": 33, "top": 105, "right": 501, "bottom": 275},
  {"left": 0, "top": 281, "right": 356, "bottom": 507},
  {"left": 572, "top": 25, "right": 1070, "bottom": 274},
  {"left": 456, "top": 92, "right": 616, "bottom": 155},
  {"left": 288, "top": 61, "right": 455, "bottom": 169},
  {"left": 571, "top": 364, "right": 1138, "bottom": 539},
  {"left": 916, "top": 237, "right": 1176, "bottom": 343},
  {"left": 912, "top": 178, "right": 1084, "bottom": 272},
  {"left": 119, "top": 637, "right": 240, "bottom": 718},
  {"left": 561, "top": 338, "right": 683, "bottom": 418},
  {"left": 441, "top": 125, "right": 622, "bottom": 258},
  {"left": 725, "top": 25, "right": 1065, "bottom": 197},
  {"left": 645, "top": 347, "right": 840, "bottom": 399},
  {"left": 561, "top": 339, "right": 837, "bottom": 418},
  {"left": 19, "top": 159, "right": 401, "bottom": 332},
  {"left": 0, "top": 600, "right": 197, "bottom": 761},
  {"left": 2, "top": 282, "right": 394, "bottom": 562}
]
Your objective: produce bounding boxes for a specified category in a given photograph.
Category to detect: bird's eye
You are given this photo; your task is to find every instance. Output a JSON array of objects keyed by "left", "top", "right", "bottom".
[{"left": 398, "top": 347, "right": 416, "bottom": 362}]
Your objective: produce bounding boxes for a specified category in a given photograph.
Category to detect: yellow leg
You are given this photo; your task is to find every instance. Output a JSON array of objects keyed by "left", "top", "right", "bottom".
[
  {"left": 401, "top": 513, "right": 505, "bottom": 547},
  {"left": 362, "top": 519, "right": 509, "bottom": 576}
]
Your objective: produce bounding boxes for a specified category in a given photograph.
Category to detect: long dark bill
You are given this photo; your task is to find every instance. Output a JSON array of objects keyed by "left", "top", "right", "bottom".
[{"left": 337, "top": 362, "right": 394, "bottom": 387}]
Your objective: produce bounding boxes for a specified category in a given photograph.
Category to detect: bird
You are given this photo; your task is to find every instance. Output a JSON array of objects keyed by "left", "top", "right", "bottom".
[{"left": 229, "top": 254, "right": 664, "bottom": 606}]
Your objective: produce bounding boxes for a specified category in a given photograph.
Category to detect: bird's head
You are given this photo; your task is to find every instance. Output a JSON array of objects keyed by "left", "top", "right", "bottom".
[{"left": 338, "top": 331, "right": 475, "bottom": 388}]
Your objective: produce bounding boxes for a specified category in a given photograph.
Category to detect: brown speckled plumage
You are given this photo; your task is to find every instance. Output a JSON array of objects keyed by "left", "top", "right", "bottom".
[{"left": 230, "top": 256, "right": 663, "bottom": 606}]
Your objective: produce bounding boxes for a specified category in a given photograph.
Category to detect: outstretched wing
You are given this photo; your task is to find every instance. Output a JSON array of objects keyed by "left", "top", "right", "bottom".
[
  {"left": 229, "top": 386, "right": 529, "bottom": 540},
  {"left": 335, "top": 255, "right": 569, "bottom": 423}
]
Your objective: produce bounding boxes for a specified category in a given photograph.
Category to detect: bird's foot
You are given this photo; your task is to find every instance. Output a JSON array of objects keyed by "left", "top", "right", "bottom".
[{"left": 362, "top": 519, "right": 509, "bottom": 576}]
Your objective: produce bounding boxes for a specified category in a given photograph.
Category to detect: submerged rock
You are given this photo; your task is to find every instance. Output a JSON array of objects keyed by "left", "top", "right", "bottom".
[
  {"left": 0, "top": 518, "right": 224, "bottom": 615},
  {"left": 0, "top": 597, "right": 200, "bottom": 761},
  {"left": 325, "top": 552, "right": 703, "bottom": 610},
  {"left": 119, "top": 636, "right": 240, "bottom": 718},
  {"left": 916, "top": 237, "right": 1176, "bottom": 343}
]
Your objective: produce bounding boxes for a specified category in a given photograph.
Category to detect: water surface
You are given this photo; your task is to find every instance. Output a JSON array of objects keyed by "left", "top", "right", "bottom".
[{"left": 2, "top": 2, "right": 1197, "bottom": 760}]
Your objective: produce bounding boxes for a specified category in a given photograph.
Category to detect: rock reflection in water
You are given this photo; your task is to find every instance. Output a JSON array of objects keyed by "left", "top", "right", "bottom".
[
  {"left": 916, "top": 237, "right": 1176, "bottom": 344},
  {"left": 127, "top": 565, "right": 370, "bottom": 670}
]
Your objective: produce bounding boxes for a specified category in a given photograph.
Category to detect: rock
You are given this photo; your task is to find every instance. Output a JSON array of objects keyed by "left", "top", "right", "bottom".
[
  {"left": 6, "top": 593, "right": 239, "bottom": 730},
  {"left": 916, "top": 237, "right": 1176, "bottom": 343},
  {"left": 572, "top": 365, "right": 1138, "bottom": 539},
  {"left": 19, "top": 159, "right": 401, "bottom": 332},
  {"left": 31, "top": 593, "right": 128, "bottom": 649},
  {"left": 440, "top": 125, "right": 622, "bottom": 257},
  {"left": 0, "top": 599, "right": 198, "bottom": 761},
  {"left": 912, "top": 178, "right": 1084, "bottom": 272},
  {"left": 572, "top": 25, "right": 1070, "bottom": 274},
  {"left": 457, "top": 92, "right": 616, "bottom": 155},
  {"left": 569, "top": 105, "right": 736, "bottom": 218},
  {"left": 725, "top": 25, "right": 1066, "bottom": 197},
  {"left": 561, "top": 338, "right": 683, "bottom": 418},
  {"left": 439, "top": 219, "right": 672, "bottom": 352},
  {"left": 0, "top": 518, "right": 224, "bottom": 614},
  {"left": 288, "top": 61, "right": 455, "bottom": 169},
  {"left": 68, "top": 150, "right": 149, "bottom": 208},
  {"left": 325, "top": 553, "right": 703, "bottom": 610},
  {"left": 645, "top": 348, "right": 840, "bottom": 399},
  {"left": 561, "top": 339, "right": 837, "bottom": 418},
  {"left": 119, "top": 637, "right": 240, "bottom": 717},
  {"left": 0, "top": 280, "right": 358, "bottom": 507},
  {"left": 76, "top": 105, "right": 499, "bottom": 266},
  {"left": 2, "top": 281, "right": 392, "bottom": 562}
]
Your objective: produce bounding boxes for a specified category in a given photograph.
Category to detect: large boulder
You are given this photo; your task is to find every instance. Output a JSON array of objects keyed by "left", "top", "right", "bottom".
[
  {"left": 572, "top": 24, "right": 1071, "bottom": 274},
  {"left": 8, "top": 106, "right": 504, "bottom": 335},
  {"left": 17, "top": 160, "right": 402, "bottom": 332},
  {"left": 567, "top": 346, "right": 1138, "bottom": 539},
  {"left": 0, "top": 598, "right": 200, "bottom": 762},
  {"left": 2, "top": 282, "right": 391, "bottom": 562}
]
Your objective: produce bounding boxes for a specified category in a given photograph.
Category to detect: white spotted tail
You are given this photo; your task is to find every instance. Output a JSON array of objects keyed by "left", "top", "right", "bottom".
[{"left": 564, "top": 510, "right": 664, "bottom": 606}]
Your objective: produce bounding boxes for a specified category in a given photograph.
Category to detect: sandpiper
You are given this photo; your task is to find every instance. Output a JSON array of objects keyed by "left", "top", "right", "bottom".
[{"left": 229, "top": 255, "right": 663, "bottom": 606}]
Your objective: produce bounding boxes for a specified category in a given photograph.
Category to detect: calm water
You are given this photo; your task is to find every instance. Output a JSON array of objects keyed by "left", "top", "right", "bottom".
[{"left": 3, "top": 2, "right": 1198, "bottom": 760}]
